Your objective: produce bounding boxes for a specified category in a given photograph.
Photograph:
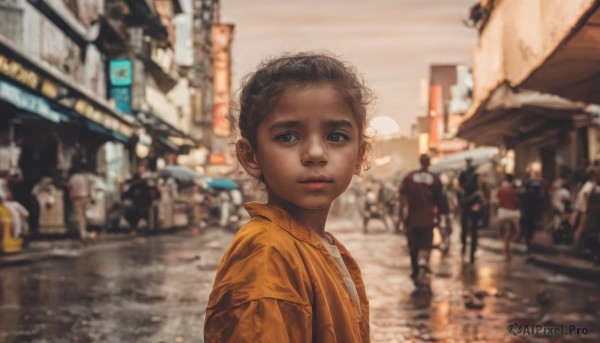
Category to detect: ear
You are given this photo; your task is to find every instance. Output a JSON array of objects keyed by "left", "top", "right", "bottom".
[
  {"left": 236, "top": 138, "right": 262, "bottom": 178},
  {"left": 354, "top": 142, "right": 366, "bottom": 175}
]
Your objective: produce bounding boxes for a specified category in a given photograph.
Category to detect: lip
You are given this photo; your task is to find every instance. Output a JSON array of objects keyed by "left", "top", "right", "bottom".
[
  {"left": 299, "top": 175, "right": 333, "bottom": 191},
  {"left": 300, "top": 175, "right": 333, "bottom": 183}
]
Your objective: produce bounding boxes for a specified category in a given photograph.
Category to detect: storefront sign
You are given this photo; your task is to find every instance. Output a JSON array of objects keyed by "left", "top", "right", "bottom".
[
  {"left": 74, "top": 99, "right": 133, "bottom": 138},
  {"left": 0, "top": 81, "right": 62, "bottom": 122},
  {"left": 109, "top": 86, "right": 132, "bottom": 114},
  {"left": 41, "top": 80, "right": 59, "bottom": 99},
  {"left": 0, "top": 52, "right": 132, "bottom": 139},
  {"left": 109, "top": 59, "right": 133, "bottom": 86},
  {"left": 0, "top": 54, "right": 41, "bottom": 90}
]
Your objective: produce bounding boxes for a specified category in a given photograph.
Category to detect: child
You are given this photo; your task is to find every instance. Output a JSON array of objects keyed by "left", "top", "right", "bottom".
[{"left": 204, "top": 52, "right": 372, "bottom": 342}]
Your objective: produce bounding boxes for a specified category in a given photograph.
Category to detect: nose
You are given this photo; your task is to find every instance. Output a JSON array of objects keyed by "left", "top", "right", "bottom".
[{"left": 301, "top": 136, "right": 328, "bottom": 166}]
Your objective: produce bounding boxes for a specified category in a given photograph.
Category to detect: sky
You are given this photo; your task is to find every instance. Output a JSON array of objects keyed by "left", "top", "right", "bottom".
[{"left": 221, "top": 0, "right": 478, "bottom": 136}]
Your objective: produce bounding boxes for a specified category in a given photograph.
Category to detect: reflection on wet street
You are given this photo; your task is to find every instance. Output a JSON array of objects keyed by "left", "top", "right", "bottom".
[
  {"left": 1, "top": 219, "right": 599, "bottom": 342},
  {"left": 0, "top": 231, "right": 229, "bottom": 343},
  {"left": 343, "top": 220, "right": 600, "bottom": 342}
]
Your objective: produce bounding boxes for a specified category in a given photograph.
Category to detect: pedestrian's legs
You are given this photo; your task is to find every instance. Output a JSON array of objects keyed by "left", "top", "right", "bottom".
[
  {"left": 460, "top": 208, "right": 469, "bottom": 256},
  {"left": 470, "top": 211, "right": 480, "bottom": 263},
  {"left": 572, "top": 212, "right": 587, "bottom": 250},
  {"left": 498, "top": 218, "right": 508, "bottom": 259},
  {"left": 73, "top": 198, "right": 88, "bottom": 240},
  {"left": 125, "top": 207, "right": 140, "bottom": 229},
  {"left": 413, "top": 227, "right": 434, "bottom": 288},
  {"left": 406, "top": 227, "right": 419, "bottom": 278},
  {"left": 521, "top": 217, "right": 535, "bottom": 252},
  {"left": 219, "top": 202, "right": 230, "bottom": 227}
]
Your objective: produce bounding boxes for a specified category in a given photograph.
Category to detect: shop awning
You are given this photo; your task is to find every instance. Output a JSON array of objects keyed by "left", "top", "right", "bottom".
[
  {"left": 0, "top": 80, "right": 68, "bottom": 123},
  {"left": 470, "top": 0, "right": 600, "bottom": 112},
  {"left": 137, "top": 111, "right": 197, "bottom": 148},
  {"left": 458, "top": 83, "right": 587, "bottom": 147},
  {"left": 0, "top": 35, "right": 135, "bottom": 142},
  {"left": 518, "top": 5, "right": 600, "bottom": 104}
]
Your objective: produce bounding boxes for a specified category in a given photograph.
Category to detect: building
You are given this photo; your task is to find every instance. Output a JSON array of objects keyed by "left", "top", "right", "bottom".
[
  {"left": 413, "top": 64, "right": 472, "bottom": 160},
  {"left": 0, "top": 0, "right": 223, "bottom": 234},
  {"left": 0, "top": 0, "right": 135, "bottom": 197},
  {"left": 458, "top": 0, "right": 600, "bottom": 181}
]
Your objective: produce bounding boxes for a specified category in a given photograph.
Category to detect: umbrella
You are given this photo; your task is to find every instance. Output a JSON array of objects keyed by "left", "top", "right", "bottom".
[
  {"left": 158, "top": 165, "right": 198, "bottom": 186},
  {"left": 430, "top": 147, "right": 499, "bottom": 173},
  {"left": 207, "top": 178, "right": 239, "bottom": 190}
]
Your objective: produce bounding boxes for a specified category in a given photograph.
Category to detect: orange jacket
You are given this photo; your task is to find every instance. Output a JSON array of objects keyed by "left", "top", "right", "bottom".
[{"left": 204, "top": 202, "right": 370, "bottom": 342}]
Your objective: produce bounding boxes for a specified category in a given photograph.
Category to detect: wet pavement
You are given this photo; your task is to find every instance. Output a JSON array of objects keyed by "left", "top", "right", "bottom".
[{"left": 1, "top": 219, "right": 599, "bottom": 342}]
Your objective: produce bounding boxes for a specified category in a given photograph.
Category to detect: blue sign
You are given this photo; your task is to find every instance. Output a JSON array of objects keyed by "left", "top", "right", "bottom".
[
  {"left": 109, "top": 60, "right": 133, "bottom": 86},
  {"left": 109, "top": 86, "right": 132, "bottom": 114},
  {"left": 0, "top": 81, "right": 65, "bottom": 122}
]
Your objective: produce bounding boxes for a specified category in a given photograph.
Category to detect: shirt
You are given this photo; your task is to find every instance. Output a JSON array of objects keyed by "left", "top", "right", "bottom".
[
  {"left": 4, "top": 200, "right": 28, "bottom": 237},
  {"left": 204, "top": 202, "right": 370, "bottom": 343},
  {"left": 400, "top": 169, "right": 444, "bottom": 228},
  {"left": 497, "top": 182, "right": 518, "bottom": 210},
  {"left": 67, "top": 173, "right": 90, "bottom": 199},
  {"left": 574, "top": 181, "right": 595, "bottom": 212},
  {"left": 551, "top": 188, "right": 570, "bottom": 213}
]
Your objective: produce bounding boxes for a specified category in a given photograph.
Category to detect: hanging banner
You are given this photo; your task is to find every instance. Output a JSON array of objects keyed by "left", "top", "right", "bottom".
[
  {"left": 211, "top": 23, "right": 234, "bottom": 137},
  {"left": 109, "top": 59, "right": 132, "bottom": 114},
  {"left": 428, "top": 84, "right": 443, "bottom": 149},
  {"left": 109, "top": 86, "right": 132, "bottom": 114},
  {"left": 109, "top": 59, "right": 133, "bottom": 86}
]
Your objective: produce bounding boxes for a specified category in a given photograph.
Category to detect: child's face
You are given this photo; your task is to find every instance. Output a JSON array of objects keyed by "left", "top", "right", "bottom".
[{"left": 242, "top": 84, "right": 362, "bottom": 211}]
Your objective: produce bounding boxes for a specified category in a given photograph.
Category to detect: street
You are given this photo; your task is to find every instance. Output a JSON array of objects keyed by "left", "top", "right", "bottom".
[{"left": 1, "top": 218, "right": 598, "bottom": 343}]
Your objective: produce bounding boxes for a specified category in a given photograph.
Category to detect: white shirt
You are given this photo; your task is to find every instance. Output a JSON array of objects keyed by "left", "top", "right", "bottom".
[
  {"left": 323, "top": 240, "right": 362, "bottom": 317},
  {"left": 67, "top": 173, "right": 90, "bottom": 199},
  {"left": 551, "top": 188, "right": 570, "bottom": 213}
]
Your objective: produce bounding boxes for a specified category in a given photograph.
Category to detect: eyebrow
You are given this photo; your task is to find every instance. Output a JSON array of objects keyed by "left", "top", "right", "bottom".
[{"left": 268, "top": 119, "right": 354, "bottom": 131}]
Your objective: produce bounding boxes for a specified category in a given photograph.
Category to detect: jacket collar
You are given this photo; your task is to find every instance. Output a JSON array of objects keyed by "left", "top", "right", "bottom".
[{"left": 244, "top": 202, "right": 322, "bottom": 246}]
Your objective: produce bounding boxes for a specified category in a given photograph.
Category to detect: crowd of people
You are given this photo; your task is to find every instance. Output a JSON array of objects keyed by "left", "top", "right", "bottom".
[
  {"left": 357, "top": 154, "right": 600, "bottom": 291},
  {"left": 0, "top": 164, "right": 247, "bottom": 252},
  {"left": 492, "top": 160, "right": 600, "bottom": 264}
]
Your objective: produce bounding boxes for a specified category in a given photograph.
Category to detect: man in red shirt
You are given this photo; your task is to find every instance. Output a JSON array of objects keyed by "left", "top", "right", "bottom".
[
  {"left": 496, "top": 173, "right": 520, "bottom": 260},
  {"left": 400, "top": 154, "right": 445, "bottom": 288}
]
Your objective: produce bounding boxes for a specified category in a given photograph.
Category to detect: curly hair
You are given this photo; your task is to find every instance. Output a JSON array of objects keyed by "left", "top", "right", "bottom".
[{"left": 233, "top": 51, "right": 373, "bottom": 173}]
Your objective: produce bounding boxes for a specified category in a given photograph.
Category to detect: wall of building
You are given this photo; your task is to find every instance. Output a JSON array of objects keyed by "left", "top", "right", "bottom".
[{"left": 472, "top": 0, "right": 596, "bottom": 104}]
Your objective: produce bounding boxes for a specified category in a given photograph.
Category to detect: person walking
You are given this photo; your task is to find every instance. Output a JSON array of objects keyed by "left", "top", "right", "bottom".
[
  {"left": 122, "top": 169, "right": 160, "bottom": 231},
  {"left": 496, "top": 173, "right": 520, "bottom": 260},
  {"left": 458, "top": 158, "right": 485, "bottom": 263},
  {"left": 551, "top": 182, "right": 572, "bottom": 244},
  {"left": 400, "top": 154, "right": 445, "bottom": 289},
  {"left": 581, "top": 169, "right": 600, "bottom": 264},
  {"left": 66, "top": 167, "right": 92, "bottom": 241},
  {"left": 520, "top": 167, "right": 547, "bottom": 253},
  {"left": 572, "top": 167, "right": 598, "bottom": 251}
]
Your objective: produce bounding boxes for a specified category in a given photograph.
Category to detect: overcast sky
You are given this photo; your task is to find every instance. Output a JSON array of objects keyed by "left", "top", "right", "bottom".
[{"left": 221, "top": 0, "right": 477, "bottom": 136}]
